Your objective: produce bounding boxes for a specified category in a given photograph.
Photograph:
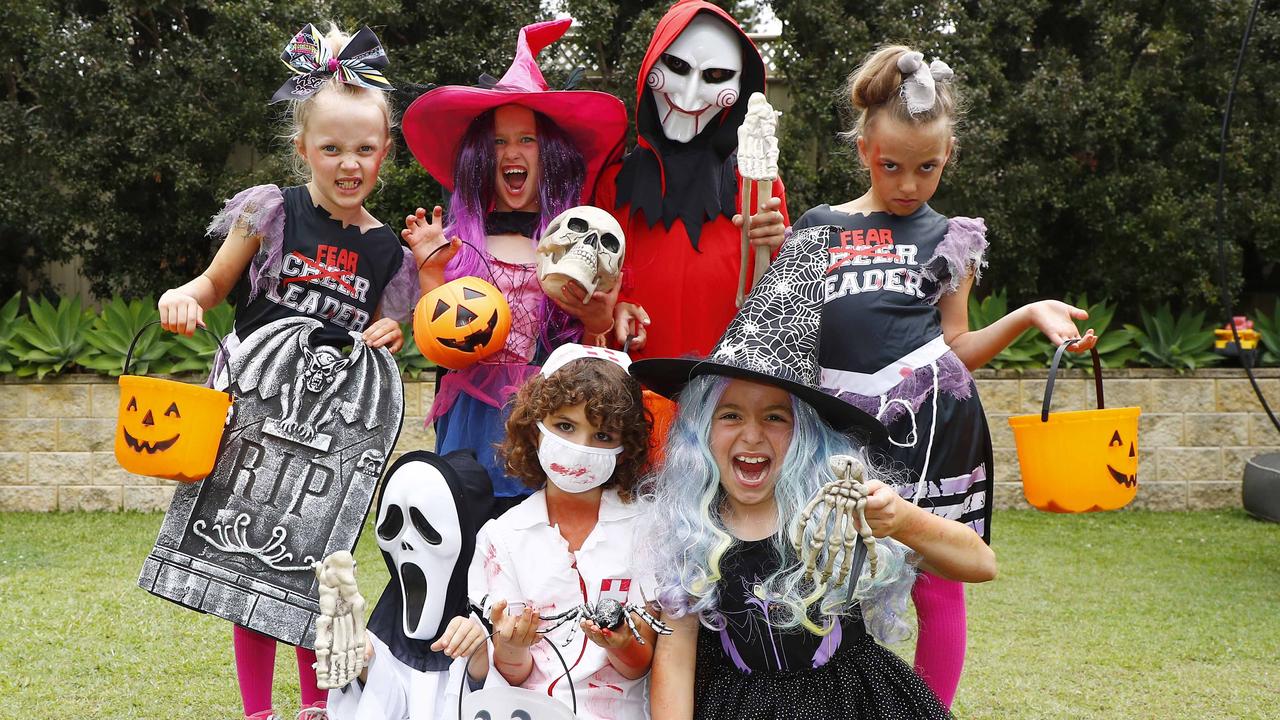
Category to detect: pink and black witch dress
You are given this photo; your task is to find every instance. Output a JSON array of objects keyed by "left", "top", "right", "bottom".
[{"left": 795, "top": 204, "right": 993, "bottom": 543}]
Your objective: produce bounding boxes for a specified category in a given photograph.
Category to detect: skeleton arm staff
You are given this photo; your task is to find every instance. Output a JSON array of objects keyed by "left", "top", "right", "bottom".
[{"left": 735, "top": 92, "right": 781, "bottom": 307}]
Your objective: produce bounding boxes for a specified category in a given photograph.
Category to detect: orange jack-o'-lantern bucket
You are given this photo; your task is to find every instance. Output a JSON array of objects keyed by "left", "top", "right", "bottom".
[
  {"left": 114, "top": 322, "right": 234, "bottom": 482},
  {"left": 1008, "top": 341, "right": 1141, "bottom": 513},
  {"left": 413, "top": 276, "right": 512, "bottom": 371}
]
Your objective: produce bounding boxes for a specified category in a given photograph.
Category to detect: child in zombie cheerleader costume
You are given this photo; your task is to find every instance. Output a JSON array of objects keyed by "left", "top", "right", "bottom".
[
  {"left": 794, "top": 45, "right": 1097, "bottom": 708},
  {"left": 632, "top": 228, "right": 996, "bottom": 720},
  {"left": 400, "top": 20, "right": 627, "bottom": 516},
  {"left": 466, "top": 344, "right": 662, "bottom": 720},
  {"left": 157, "top": 24, "right": 418, "bottom": 720}
]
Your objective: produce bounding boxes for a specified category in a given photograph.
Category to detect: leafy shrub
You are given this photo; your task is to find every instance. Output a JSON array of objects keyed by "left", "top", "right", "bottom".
[
  {"left": 1252, "top": 299, "right": 1280, "bottom": 367},
  {"left": 0, "top": 293, "right": 20, "bottom": 374},
  {"left": 1125, "top": 304, "right": 1220, "bottom": 371},
  {"left": 78, "top": 297, "right": 173, "bottom": 376},
  {"left": 164, "top": 302, "right": 236, "bottom": 376},
  {"left": 395, "top": 322, "right": 435, "bottom": 380},
  {"left": 1051, "top": 294, "right": 1139, "bottom": 370},
  {"left": 8, "top": 297, "right": 95, "bottom": 379},
  {"left": 968, "top": 289, "right": 1051, "bottom": 369}
]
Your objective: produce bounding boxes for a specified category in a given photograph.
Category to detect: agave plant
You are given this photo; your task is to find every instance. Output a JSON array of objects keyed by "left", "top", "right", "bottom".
[
  {"left": 968, "top": 289, "right": 1051, "bottom": 369},
  {"left": 1124, "top": 304, "right": 1221, "bottom": 371},
  {"left": 8, "top": 296, "right": 95, "bottom": 378},
  {"left": 1252, "top": 299, "right": 1280, "bottom": 367},
  {"left": 395, "top": 322, "right": 435, "bottom": 379},
  {"left": 77, "top": 297, "right": 175, "bottom": 376},
  {"left": 1049, "top": 293, "right": 1139, "bottom": 370},
  {"left": 165, "top": 302, "right": 237, "bottom": 375},
  {"left": 0, "top": 292, "right": 21, "bottom": 374}
]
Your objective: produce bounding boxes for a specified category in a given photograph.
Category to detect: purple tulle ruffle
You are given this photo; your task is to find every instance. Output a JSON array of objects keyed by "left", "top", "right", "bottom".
[
  {"left": 379, "top": 246, "right": 420, "bottom": 323},
  {"left": 206, "top": 184, "right": 286, "bottom": 303},
  {"left": 923, "top": 216, "right": 987, "bottom": 303},
  {"left": 833, "top": 352, "right": 973, "bottom": 427}
]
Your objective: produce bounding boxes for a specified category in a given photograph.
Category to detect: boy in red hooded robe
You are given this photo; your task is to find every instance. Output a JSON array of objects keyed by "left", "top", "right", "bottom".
[{"left": 595, "top": 0, "right": 787, "bottom": 359}]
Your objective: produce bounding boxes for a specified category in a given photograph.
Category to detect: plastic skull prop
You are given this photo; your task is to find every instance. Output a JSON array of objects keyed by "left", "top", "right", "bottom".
[
  {"left": 374, "top": 458, "right": 463, "bottom": 640},
  {"left": 536, "top": 206, "right": 626, "bottom": 302}
]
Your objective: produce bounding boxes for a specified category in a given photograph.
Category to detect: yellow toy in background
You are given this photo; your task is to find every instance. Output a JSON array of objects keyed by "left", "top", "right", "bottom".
[
  {"left": 114, "top": 323, "right": 233, "bottom": 482},
  {"left": 1009, "top": 341, "right": 1141, "bottom": 513},
  {"left": 1214, "top": 315, "right": 1260, "bottom": 356}
]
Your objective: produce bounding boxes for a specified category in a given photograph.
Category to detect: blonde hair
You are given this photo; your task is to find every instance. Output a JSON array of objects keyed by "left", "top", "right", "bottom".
[
  {"left": 841, "top": 44, "right": 962, "bottom": 146},
  {"left": 284, "top": 23, "right": 395, "bottom": 181}
]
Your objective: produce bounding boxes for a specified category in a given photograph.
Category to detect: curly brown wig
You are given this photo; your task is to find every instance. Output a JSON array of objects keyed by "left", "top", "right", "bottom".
[{"left": 502, "top": 358, "right": 651, "bottom": 502}]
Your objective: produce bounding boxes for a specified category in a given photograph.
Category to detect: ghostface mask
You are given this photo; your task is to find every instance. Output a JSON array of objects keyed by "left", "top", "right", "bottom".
[
  {"left": 375, "top": 456, "right": 464, "bottom": 640},
  {"left": 647, "top": 14, "right": 742, "bottom": 143}
]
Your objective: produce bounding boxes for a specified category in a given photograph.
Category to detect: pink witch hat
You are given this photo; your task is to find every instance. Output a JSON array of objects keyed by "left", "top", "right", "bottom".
[{"left": 403, "top": 19, "right": 627, "bottom": 204}]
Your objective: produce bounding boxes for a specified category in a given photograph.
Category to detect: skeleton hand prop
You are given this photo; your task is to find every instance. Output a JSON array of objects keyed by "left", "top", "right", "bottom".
[
  {"left": 735, "top": 92, "right": 781, "bottom": 307},
  {"left": 791, "top": 455, "right": 878, "bottom": 592},
  {"left": 313, "top": 550, "right": 368, "bottom": 690}
]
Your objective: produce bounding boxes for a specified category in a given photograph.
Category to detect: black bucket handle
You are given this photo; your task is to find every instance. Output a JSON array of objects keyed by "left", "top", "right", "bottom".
[
  {"left": 457, "top": 625, "right": 578, "bottom": 719},
  {"left": 124, "top": 320, "right": 234, "bottom": 399},
  {"left": 1041, "top": 339, "right": 1104, "bottom": 423}
]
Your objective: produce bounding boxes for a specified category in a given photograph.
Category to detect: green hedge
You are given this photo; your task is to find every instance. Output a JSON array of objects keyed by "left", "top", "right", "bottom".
[
  {"left": 0, "top": 291, "right": 1274, "bottom": 380},
  {"left": 4, "top": 1, "right": 1277, "bottom": 313}
]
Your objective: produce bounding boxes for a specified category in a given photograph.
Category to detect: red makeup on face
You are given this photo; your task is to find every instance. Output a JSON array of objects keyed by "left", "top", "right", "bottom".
[{"left": 860, "top": 116, "right": 953, "bottom": 217}]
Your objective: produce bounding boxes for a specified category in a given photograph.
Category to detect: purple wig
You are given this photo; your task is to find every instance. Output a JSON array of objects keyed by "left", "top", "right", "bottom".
[{"left": 443, "top": 107, "right": 588, "bottom": 347}]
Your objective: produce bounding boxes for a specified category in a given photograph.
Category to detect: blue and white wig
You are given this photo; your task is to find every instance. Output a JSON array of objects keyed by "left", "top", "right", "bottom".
[{"left": 640, "top": 375, "right": 916, "bottom": 643}]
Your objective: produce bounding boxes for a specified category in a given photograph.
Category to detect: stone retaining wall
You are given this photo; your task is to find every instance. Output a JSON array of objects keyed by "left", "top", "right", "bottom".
[{"left": 2, "top": 369, "right": 1277, "bottom": 512}]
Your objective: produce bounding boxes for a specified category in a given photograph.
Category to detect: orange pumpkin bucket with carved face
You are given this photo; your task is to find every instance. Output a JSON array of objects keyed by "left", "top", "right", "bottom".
[
  {"left": 413, "top": 276, "right": 512, "bottom": 370},
  {"left": 1008, "top": 342, "right": 1141, "bottom": 513},
  {"left": 114, "top": 324, "right": 234, "bottom": 482}
]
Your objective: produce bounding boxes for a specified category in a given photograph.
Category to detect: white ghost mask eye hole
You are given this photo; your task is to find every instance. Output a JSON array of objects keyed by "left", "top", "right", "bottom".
[
  {"left": 411, "top": 507, "right": 443, "bottom": 545},
  {"left": 377, "top": 504, "right": 404, "bottom": 540}
]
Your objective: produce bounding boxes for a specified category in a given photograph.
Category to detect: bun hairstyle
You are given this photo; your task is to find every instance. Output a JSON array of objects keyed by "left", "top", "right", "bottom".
[
  {"left": 841, "top": 44, "right": 962, "bottom": 145},
  {"left": 285, "top": 22, "right": 396, "bottom": 180}
]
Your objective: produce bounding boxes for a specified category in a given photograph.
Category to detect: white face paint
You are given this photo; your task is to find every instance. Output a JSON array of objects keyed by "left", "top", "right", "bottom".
[
  {"left": 375, "top": 460, "right": 462, "bottom": 640},
  {"left": 646, "top": 15, "right": 742, "bottom": 143}
]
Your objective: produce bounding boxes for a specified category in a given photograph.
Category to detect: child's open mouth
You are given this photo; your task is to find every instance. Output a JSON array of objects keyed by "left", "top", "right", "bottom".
[
  {"left": 732, "top": 454, "right": 771, "bottom": 487},
  {"left": 337, "top": 178, "right": 362, "bottom": 192},
  {"left": 502, "top": 166, "right": 528, "bottom": 194}
]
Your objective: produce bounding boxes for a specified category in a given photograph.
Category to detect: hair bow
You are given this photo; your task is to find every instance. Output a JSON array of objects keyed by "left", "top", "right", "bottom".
[
  {"left": 897, "top": 51, "right": 954, "bottom": 116},
  {"left": 270, "top": 24, "right": 394, "bottom": 104}
]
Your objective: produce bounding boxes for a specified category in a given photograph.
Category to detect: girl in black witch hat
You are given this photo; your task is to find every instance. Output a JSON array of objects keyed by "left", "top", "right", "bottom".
[{"left": 631, "top": 227, "right": 996, "bottom": 719}]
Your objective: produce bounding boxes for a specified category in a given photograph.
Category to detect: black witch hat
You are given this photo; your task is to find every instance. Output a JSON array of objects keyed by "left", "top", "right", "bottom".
[{"left": 630, "top": 226, "right": 888, "bottom": 443}]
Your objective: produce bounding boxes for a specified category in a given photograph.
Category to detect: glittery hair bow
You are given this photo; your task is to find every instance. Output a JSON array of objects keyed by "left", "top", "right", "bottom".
[
  {"left": 270, "top": 24, "right": 394, "bottom": 104},
  {"left": 897, "top": 51, "right": 954, "bottom": 116}
]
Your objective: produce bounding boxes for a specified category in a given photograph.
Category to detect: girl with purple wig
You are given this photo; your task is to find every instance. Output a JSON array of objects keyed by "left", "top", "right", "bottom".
[{"left": 400, "top": 20, "right": 628, "bottom": 515}]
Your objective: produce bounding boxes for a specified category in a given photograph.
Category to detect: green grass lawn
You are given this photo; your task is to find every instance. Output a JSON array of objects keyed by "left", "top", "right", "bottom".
[{"left": 2, "top": 509, "right": 1277, "bottom": 719}]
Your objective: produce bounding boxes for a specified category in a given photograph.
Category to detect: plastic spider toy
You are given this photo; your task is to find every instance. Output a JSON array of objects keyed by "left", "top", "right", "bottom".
[{"left": 539, "top": 598, "right": 673, "bottom": 647}]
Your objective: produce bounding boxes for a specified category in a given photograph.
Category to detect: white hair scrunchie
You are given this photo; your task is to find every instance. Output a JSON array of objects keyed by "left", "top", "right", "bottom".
[{"left": 897, "top": 51, "right": 954, "bottom": 116}]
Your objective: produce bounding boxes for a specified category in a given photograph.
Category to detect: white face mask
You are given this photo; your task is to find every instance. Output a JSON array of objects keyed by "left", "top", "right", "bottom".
[
  {"left": 536, "top": 421, "right": 623, "bottom": 493},
  {"left": 647, "top": 15, "right": 742, "bottom": 143},
  {"left": 375, "top": 460, "right": 462, "bottom": 640}
]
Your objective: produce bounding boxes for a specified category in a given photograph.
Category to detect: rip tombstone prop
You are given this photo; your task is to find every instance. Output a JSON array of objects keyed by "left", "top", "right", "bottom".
[{"left": 139, "top": 317, "right": 404, "bottom": 647}]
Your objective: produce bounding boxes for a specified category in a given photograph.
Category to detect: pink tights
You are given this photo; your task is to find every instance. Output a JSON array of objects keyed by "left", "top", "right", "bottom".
[
  {"left": 233, "top": 624, "right": 325, "bottom": 716},
  {"left": 911, "top": 572, "right": 967, "bottom": 709}
]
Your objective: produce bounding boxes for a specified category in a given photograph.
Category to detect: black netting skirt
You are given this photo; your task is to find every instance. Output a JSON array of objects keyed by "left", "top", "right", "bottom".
[{"left": 693, "top": 628, "right": 952, "bottom": 720}]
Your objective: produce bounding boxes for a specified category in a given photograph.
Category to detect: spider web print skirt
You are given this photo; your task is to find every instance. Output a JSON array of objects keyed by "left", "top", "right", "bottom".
[{"left": 692, "top": 630, "right": 952, "bottom": 720}]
